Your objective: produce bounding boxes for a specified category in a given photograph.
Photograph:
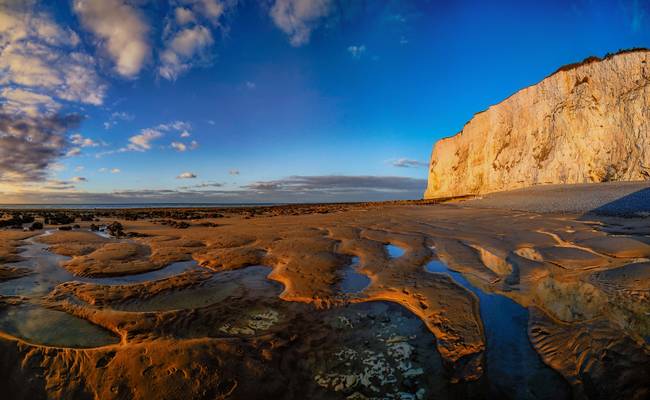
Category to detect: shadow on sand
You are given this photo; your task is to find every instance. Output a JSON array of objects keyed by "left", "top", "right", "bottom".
[
  {"left": 581, "top": 187, "right": 650, "bottom": 218},
  {"left": 578, "top": 186, "right": 650, "bottom": 244}
]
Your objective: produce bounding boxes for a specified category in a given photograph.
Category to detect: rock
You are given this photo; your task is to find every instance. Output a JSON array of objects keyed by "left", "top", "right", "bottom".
[
  {"left": 107, "top": 221, "right": 124, "bottom": 237},
  {"left": 345, "top": 375, "right": 358, "bottom": 388},
  {"left": 402, "top": 368, "right": 424, "bottom": 378},
  {"left": 424, "top": 49, "right": 650, "bottom": 198}
]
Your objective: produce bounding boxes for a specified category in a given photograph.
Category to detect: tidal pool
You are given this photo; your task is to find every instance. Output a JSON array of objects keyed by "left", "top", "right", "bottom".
[
  {"left": 0, "top": 237, "right": 77, "bottom": 298},
  {"left": 88, "top": 260, "right": 199, "bottom": 285},
  {"left": 0, "top": 303, "right": 119, "bottom": 348},
  {"left": 425, "top": 256, "right": 571, "bottom": 399},
  {"left": 338, "top": 256, "right": 371, "bottom": 294},
  {"left": 0, "top": 232, "right": 200, "bottom": 299},
  {"left": 112, "top": 266, "right": 282, "bottom": 312},
  {"left": 385, "top": 244, "right": 405, "bottom": 258},
  {"left": 0, "top": 231, "right": 201, "bottom": 347},
  {"left": 301, "top": 301, "right": 483, "bottom": 399}
]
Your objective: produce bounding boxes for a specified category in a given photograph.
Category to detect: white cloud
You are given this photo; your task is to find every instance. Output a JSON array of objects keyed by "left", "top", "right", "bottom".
[
  {"left": 347, "top": 45, "right": 366, "bottom": 58},
  {"left": 170, "top": 26, "right": 214, "bottom": 57},
  {"left": 171, "top": 141, "right": 187, "bottom": 152},
  {"left": 75, "top": 166, "right": 85, "bottom": 172},
  {"left": 49, "top": 163, "right": 66, "bottom": 172},
  {"left": 125, "top": 128, "right": 162, "bottom": 151},
  {"left": 174, "top": 7, "right": 196, "bottom": 25},
  {"left": 158, "top": 120, "right": 191, "bottom": 131},
  {"left": 66, "top": 147, "right": 82, "bottom": 157},
  {"left": 171, "top": 139, "right": 198, "bottom": 152},
  {"left": 177, "top": 171, "right": 197, "bottom": 179},
  {"left": 122, "top": 121, "right": 193, "bottom": 152},
  {"left": 270, "top": 0, "right": 333, "bottom": 46},
  {"left": 390, "top": 158, "right": 428, "bottom": 168},
  {"left": 72, "top": 176, "right": 87, "bottom": 182},
  {"left": 178, "top": 0, "right": 227, "bottom": 25},
  {"left": 180, "top": 130, "right": 191, "bottom": 138},
  {"left": 158, "top": 1, "right": 237, "bottom": 80},
  {"left": 54, "top": 52, "right": 105, "bottom": 105},
  {"left": 70, "top": 133, "right": 99, "bottom": 147},
  {"left": 159, "top": 25, "right": 214, "bottom": 80},
  {"left": 0, "top": 87, "right": 59, "bottom": 116},
  {"left": 0, "top": 4, "right": 105, "bottom": 115},
  {"left": 98, "top": 167, "right": 121, "bottom": 173},
  {"left": 104, "top": 111, "right": 134, "bottom": 129},
  {"left": 196, "top": 0, "right": 226, "bottom": 23},
  {"left": 112, "top": 111, "right": 134, "bottom": 120},
  {"left": 73, "top": 0, "right": 150, "bottom": 78}
]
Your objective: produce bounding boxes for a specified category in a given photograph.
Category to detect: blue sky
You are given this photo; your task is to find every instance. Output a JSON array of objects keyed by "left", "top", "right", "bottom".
[{"left": 0, "top": 0, "right": 648, "bottom": 203}]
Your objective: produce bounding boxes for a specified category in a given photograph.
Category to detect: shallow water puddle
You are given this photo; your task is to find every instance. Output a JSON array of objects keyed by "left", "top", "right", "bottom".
[
  {"left": 88, "top": 260, "right": 199, "bottom": 285},
  {"left": 91, "top": 230, "right": 111, "bottom": 239},
  {"left": 338, "top": 256, "right": 371, "bottom": 294},
  {"left": 0, "top": 231, "right": 202, "bottom": 346},
  {"left": 0, "top": 232, "right": 200, "bottom": 299},
  {"left": 425, "top": 258, "right": 570, "bottom": 399},
  {"left": 0, "top": 237, "right": 78, "bottom": 298},
  {"left": 304, "top": 301, "right": 470, "bottom": 399},
  {"left": 113, "top": 266, "right": 281, "bottom": 312},
  {"left": 0, "top": 303, "right": 119, "bottom": 347},
  {"left": 385, "top": 244, "right": 405, "bottom": 258}
]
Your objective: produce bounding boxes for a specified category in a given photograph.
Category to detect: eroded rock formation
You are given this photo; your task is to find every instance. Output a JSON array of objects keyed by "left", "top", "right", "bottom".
[{"left": 424, "top": 49, "right": 650, "bottom": 198}]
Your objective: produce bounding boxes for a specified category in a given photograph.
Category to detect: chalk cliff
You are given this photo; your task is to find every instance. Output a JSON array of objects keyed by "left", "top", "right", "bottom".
[{"left": 424, "top": 49, "right": 650, "bottom": 198}]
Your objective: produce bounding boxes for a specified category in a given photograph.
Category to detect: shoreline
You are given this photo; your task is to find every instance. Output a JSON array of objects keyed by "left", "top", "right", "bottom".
[{"left": 1, "top": 181, "right": 648, "bottom": 217}]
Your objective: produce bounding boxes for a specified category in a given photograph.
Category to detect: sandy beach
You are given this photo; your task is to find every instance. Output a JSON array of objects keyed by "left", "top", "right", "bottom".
[{"left": 0, "top": 183, "right": 647, "bottom": 399}]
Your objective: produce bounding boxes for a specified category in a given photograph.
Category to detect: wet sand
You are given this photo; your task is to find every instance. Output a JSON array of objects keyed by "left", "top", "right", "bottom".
[{"left": 0, "top": 190, "right": 649, "bottom": 399}]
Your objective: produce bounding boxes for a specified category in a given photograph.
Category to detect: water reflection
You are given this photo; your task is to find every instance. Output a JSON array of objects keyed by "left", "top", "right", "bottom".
[
  {"left": 338, "top": 257, "right": 371, "bottom": 294},
  {"left": 0, "top": 303, "right": 119, "bottom": 347},
  {"left": 385, "top": 244, "right": 405, "bottom": 258},
  {"left": 304, "top": 301, "right": 482, "bottom": 399},
  {"left": 0, "top": 238, "right": 75, "bottom": 298},
  {"left": 0, "top": 231, "right": 201, "bottom": 347},
  {"left": 113, "top": 266, "right": 281, "bottom": 312},
  {"left": 425, "top": 257, "right": 570, "bottom": 399},
  {"left": 88, "top": 261, "right": 199, "bottom": 285},
  {"left": 0, "top": 233, "right": 200, "bottom": 299}
]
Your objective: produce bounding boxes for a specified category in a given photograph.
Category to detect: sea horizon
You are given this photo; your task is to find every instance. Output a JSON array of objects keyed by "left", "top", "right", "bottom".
[{"left": 0, "top": 203, "right": 281, "bottom": 210}]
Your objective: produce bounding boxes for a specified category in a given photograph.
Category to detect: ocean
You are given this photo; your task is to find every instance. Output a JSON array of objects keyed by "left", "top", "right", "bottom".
[{"left": 0, "top": 203, "right": 278, "bottom": 210}]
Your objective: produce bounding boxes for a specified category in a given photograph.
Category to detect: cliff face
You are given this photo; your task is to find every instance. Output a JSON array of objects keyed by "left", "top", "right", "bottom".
[{"left": 424, "top": 50, "right": 650, "bottom": 198}]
